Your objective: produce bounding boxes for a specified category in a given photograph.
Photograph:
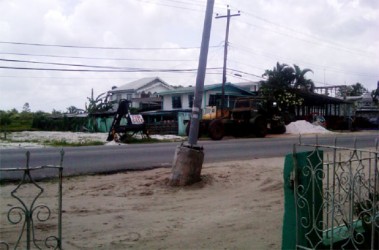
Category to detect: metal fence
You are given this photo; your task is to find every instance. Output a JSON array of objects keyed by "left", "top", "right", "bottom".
[
  {"left": 0, "top": 150, "right": 64, "bottom": 250},
  {"left": 289, "top": 137, "right": 378, "bottom": 249}
]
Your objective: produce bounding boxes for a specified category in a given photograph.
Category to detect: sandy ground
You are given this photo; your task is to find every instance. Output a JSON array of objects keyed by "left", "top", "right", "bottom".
[
  {"left": 1, "top": 127, "right": 377, "bottom": 249},
  {"left": 0, "top": 157, "right": 284, "bottom": 249}
]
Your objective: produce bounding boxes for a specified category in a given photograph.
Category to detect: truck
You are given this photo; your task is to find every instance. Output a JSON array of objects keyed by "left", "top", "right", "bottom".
[{"left": 187, "top": 96, "right": 286, "bottom": 140}]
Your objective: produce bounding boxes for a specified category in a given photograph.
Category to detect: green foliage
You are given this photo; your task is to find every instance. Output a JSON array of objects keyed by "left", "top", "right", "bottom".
[
  {"left": 0, "top": 111, "right": 12, "bottom": 139},
  {"left": 22, "top": 102, "right": 31, "bottom": 113},
  {"left": 85, "top": 88, "right": 113, "bottom": 114},
  {"left": 0, "top": 110, "right": 33, "bottom": 131},
  {"left": 45, "top": 139, "right": 104, "bottom": 147},
  {"left": 372, "top": 88, "right": 379, "bottom": 104},
  {"left": 277, "top": 91, "right": 304, "bottom": 108},
  {"left": 0, "top": 111, "right": 12, "bottom": 126},
  {"left": 259, "top": 62, "right": 313, "bottom": 111},
  {"left": 341, "top": 82, "right": 368, "bottom": 97},
  {"left": 0, "top": 108, "right": 89, "bottom": 132},
  {"left": 261, "top": 62, "right": 295, "bottom": 90},
  {"left": 66, "top": 106, "right": 83, "bottom": 114},
  {"left": 293, "top": 65, "right": 314, "bottom": 92},
  {"left": 261, "top": 62, "right": 314, "bottom": 92},
  {"left": 31, "top": 113, "right": 88, "bottom": 131}
]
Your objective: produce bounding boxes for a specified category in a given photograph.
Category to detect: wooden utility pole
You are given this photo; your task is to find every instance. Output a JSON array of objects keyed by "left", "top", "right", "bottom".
[{"left": 216, "top": 6, "right": 240, "bottom": 114}]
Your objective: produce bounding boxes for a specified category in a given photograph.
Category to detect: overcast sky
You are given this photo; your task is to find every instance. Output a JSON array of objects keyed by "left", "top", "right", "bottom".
[{"left": 1, "top": 0, "right": 378, "bottom": 112}]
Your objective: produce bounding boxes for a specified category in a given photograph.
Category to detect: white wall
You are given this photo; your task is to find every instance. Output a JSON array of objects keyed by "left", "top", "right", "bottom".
[
  {"left": 163, "top": 95, "right": 172, "bottom": 110},
  {"left": 182, "top": 94, "right": 190, "bottom": 109}
]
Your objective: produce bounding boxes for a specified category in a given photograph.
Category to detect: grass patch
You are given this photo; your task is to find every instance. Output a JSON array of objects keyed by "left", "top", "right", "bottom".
[{"left": 45, "top": 139, "right": 105, "bottom": 147}]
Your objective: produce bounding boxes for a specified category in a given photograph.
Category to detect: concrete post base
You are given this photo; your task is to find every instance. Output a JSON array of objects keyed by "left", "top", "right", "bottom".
[{"left": 169, "top": 144, "right": 204, "bottom": 186}]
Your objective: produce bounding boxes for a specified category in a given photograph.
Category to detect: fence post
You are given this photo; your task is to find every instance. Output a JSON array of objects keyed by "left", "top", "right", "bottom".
[{"left": 282, "top": 150, "right": 323, "bottom": 249}]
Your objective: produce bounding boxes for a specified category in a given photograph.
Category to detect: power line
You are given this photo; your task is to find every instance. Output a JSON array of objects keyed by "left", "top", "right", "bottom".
[
  {"left": 0, "top": 52, "right": 198, "bottom": 62},
  {"left": 0, "top": 41, "right": 221, "bottom": 50},
  {"left": 0, "top": 65, "right": 222, "bottom": 73},
  {"left": 0, "top": 58, "right": 131, "bottom": 69},
  {"left": 237, "top": 12, "right": 371, "bottom": 57},
  {"left": 0, "top": 58, "right": 197, "bottom": 70},
  {"left": 136, "top": 0, "right": 205, "bottom": 12},
  {"left": 228, "top": 42, "right": 379, "bottom": 78}
]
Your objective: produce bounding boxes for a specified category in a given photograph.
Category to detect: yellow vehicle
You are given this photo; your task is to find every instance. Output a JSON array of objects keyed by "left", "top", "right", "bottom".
[{"left": 187, "top": 97, "right": 286, "bottom": 140}]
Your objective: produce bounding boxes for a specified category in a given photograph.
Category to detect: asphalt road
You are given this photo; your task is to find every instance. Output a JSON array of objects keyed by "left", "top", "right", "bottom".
[{"left": 0, "top": 132, "right": 378, "bottom": 181}]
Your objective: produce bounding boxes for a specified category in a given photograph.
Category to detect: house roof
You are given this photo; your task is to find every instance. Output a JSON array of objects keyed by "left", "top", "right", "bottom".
[
  {"left": 110, "top": 77, "right": 172, "bottom": 92},
  {"left": 293, "top": 90, "right": 347, "bottom": 105},
  {"left": 158, "top": 82, "right": 255, "bottom": 96}
]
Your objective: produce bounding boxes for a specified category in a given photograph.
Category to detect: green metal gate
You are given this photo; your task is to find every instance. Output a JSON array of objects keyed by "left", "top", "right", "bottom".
[
  {"left": 0, "top": 150, "right": 64, "bottom": 249},
  {"left": 283, "top": 137, "right": 378, "bottom": 249}
]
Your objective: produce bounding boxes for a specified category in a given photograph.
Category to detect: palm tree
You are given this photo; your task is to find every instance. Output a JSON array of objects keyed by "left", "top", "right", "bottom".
[
  {"left": 261, "top": 62, "right": 295, "bottom": 90},
  {"left": 293, "top": 64, "right": 315, "bottom": 92}
]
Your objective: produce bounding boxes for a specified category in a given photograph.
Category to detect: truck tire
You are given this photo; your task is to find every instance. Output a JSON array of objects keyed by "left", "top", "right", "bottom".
[
  {"left": 271, "top": 124, "right": 286, "bottom": 134},
  {"left": 254, "top": 118, "right": 267, "bottom": 138},
  {"left": 208, "top": 119, "right": 224, "bottom": 140}
]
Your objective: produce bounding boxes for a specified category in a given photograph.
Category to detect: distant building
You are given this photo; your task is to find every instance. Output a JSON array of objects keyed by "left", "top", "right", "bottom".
[
  {"left": 234, "top": 81, "right": 261, "bottom": 93},
  {"left": 349, "top": 92, "right": 379, "bottom": 127},
  {"left": 108, "top": 77, "right": 174, "bottom": 111},
  {"left": 158, "top": 82, "right": 255, "bottom": 111}
]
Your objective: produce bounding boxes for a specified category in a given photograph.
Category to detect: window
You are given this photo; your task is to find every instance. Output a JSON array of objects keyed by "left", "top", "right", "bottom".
[
  {"left": 209, "top": 95, "right": 217, "bottom": 106},
  {"left": 188, "top": 94, "right": 194, "bottom": 108},
  {"left": 172, "top": 95, "right": 182, "bottom": 109}
]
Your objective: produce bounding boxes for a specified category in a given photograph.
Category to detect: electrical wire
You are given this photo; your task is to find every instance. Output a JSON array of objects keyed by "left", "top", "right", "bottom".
[
  {"left": 237, "top": 12, "right": 372, "bottom": 57},
  {"left": 0, "top": 41, "right": 221, "bottom": 50},
  {"left": 0, "top": 52, "right": 198, "bottom": 62},
  {"left": 0, "top": 65, "right": 222, "bottom": 73}
]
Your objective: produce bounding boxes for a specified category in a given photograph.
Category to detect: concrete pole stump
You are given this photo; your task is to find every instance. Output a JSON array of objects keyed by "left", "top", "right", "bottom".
[{"left": 169, "top": 144, "right": 204, "bottom": 186}]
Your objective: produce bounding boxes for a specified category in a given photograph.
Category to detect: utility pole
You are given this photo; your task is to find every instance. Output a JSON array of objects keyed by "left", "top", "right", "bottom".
[
  {"left": 216, "top": 6, "right": 240, "bottom": 114},
  {"left": 169, "top": 0, "right": 215, "bottom": 186}
]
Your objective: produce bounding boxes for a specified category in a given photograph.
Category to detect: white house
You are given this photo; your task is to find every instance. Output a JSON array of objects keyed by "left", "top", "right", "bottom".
[
  {"left": 158, "top": 83, "right": 255, "bottom": 111},
  {"left": 108, "top": 77, "right": 174, "bottom": 110}
]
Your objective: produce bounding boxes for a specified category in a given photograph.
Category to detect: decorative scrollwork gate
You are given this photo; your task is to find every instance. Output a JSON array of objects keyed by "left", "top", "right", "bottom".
[
  {"left": 0, "top": 150, "right": 64, "bottom": 250},
  {"left": 283, "top": 137, "right": 378, "bottom": 249}
]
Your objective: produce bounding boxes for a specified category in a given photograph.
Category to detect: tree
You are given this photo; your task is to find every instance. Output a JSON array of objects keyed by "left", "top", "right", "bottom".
[
  {"left": 339, "top": 82, "right": 368, "bottom": 97},
  {"left": 350, "top": 82, "right": 367, "bottom": 96},
  {"left": 85, "top": 89, "right": 113, "bottom": 114},
  {"left": 0, "top": 111, "right": 12, "bottom": 139},
  {"left": 67, "top": 106, "right": 79, "bottom": 114},
  {"left": 259, "top": 62, "right": 311, "bottom": 111},
  {"left": 22, "top": 102, "right": 31, "bottom": 113},
  {"left": 52, "top": 109, "right": 62, "bottom": 116},
  {"left": 293, "top": 64, "right": 315, "bottom": 92},
  {"left": 371, "top": 81, "right": 379, "bottom": 104},
  {"left": 261, "top": 62, "right": 295, "bottom": 91}
]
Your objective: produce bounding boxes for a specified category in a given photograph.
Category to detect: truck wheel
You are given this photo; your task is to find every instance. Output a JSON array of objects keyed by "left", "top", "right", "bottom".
[
  {"left": 272, "top": 125, "right": 286, "bottom": 134},
  {"left": 277, "top": 125, "right": 287, "bottom": 134},
  {"left": 254, "top": 118, "right": 267, "bottom": 138},
  {"left": 208, "top": 119, "right": 224, "bottom": 140}
]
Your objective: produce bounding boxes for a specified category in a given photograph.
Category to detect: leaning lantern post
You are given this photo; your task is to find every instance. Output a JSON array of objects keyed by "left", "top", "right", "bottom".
[{"left": 169, "top": 0, "right": 215, "bottom": 186}]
